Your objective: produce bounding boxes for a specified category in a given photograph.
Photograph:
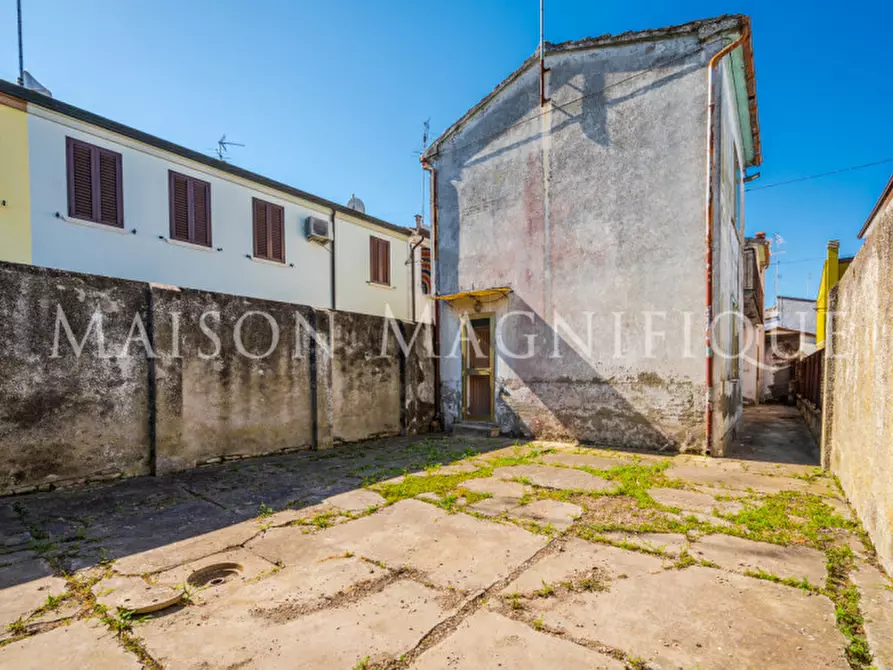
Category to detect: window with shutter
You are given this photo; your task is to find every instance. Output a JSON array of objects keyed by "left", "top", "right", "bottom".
[
  {"left": 369, "top": 236, "right": 390, "bottom": 285},
  {"left": 66, "top": 137, "right": 123, "bottom": 227},
  {"left": 168, "top": 171, "right": 212, "bottom": 246},
  {"left": 252, "top": 197, "right": 285, "bottom": 262}
]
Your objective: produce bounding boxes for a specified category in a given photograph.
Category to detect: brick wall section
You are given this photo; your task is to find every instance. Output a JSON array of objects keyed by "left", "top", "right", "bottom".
[
  {"left": 822, "top": 205, "right": 893, "bottom": 576},
  {"left": 0, "top": 262, "right": 434, "bottom": 494},
  {"left": 0, "top": 263, "right": 152, "bottom": 494}
]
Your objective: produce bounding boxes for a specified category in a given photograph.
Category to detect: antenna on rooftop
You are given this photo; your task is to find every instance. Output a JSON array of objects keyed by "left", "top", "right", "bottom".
[
  {"left": 770, "top": 233, "right": 786, "bottom": 304},
  {"left": 216, "top": 134, "right": 245, "bottom": 161},
  {"left": 16, "top": 0, "right": 24, "bottom": 86},
  {"left": 412, "top": 118, "right": 431, "bottom": 227}
]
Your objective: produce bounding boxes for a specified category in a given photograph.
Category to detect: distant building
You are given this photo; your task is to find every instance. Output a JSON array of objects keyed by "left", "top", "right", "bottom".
[
  {"left": 815, "top": 241, "right": 854, "bottom": 349},
  {"left": 741, "top": 233, "right": 770, "bottom": 404},
  {"left": 422, "top": 15, "right": 761, "bottom": 455},
  {"left": 762, "top": 296, "right": 816, "bottom": 401},
  {"left": 0, "top": 80, "right": 431, "bottom": 323}
]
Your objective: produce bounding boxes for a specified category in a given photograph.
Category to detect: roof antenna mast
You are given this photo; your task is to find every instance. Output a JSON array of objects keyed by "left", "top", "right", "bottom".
[
  {"left": 420, "top": 118, "right": 429, "bottom": 225},
  {"left": 539, "top": 0, "right": 549, "bottom": 106},
  {"left": 16, "top": 0, "right": 24, "bottom": 86},
  {"left": 215, "top": 134, "right": 245, "bottom": 162}
]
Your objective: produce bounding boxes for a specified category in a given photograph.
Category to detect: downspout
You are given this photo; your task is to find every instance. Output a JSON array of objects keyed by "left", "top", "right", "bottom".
[
  {"left": 409, "top": 229, "right": 424, "bottom": 322},
  {"left": 704, "top": 23, "right": 749, "bottom": 455},
  {"left": 330, "top": 209, "right": 337, "bottom": 310},
  {"left": 422, "top": 161, "right": 442, "bottom": 425}
]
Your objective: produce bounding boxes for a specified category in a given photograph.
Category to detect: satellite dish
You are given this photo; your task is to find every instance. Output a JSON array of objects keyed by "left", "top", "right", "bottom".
[
  {"left": 347, "top": 193, "right": 365, "bottom": 214},
  {"left": 22, "top": 71, "right": 52, "bottom": 97}
]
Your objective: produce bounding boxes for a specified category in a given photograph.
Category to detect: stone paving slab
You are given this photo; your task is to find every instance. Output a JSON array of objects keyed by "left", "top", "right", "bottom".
[
  {"left": 666, "top": 464, "right": 835, "bottom": 497},
  {"left": 461, "top": 477, "right": 527, "bottom": 498},
  {"left": 540, "top": 452, "right": 631, "bottom": 471},
  {"left": 529, "top": 565, "right": 848, "bottom": 669},
  {"left": 410, "top": 610, "right": 625, "bottom": 669},
  {"left": 852, "top": 564, "right": 893, "bottom": 669},
  {"left": 247, "top": 526, "right": 351, "bottom": 566},
  {"left": 0, "top": 620, "right": 142, "bottom": 669},
  {"left": 311, "top": 499, "right": 549, "bottom": 591},
  {"left": 689, "top": 534, "right": 828, "bottom": 584},
  {"left": 650, "top": 488, "right": 743, "bottom": 516},
  {"left": 112, "top": 519, "right": 263, "bottom": 575},
  {"left": 139, "top": 579, "right": 457, "bottom": 670},
  {"left": 323, "top": 488, "right": 385, "bottom": 512},
  {"left": 600, "top": 532, "right": 690, "bottom": 555},
  {"left": 501, "top": 538, "right": 663, "bottom": 595},
  {"left": 93, "top": 574, "right": 183, "bottom": 614},
  {"left": 0, "top": 571, "right": 67, "bottom": 632},
  {"left": 493, "top": 465, "right": 617, "bottom": 492},
  {"left": 509, "top": 500, "right": 582, "bottom": 530}
]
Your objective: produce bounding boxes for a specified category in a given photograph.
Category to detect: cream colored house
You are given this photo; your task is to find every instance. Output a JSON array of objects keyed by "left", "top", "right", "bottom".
[{"left": 0, "top": 79, "right": 430, "bottom": 323}]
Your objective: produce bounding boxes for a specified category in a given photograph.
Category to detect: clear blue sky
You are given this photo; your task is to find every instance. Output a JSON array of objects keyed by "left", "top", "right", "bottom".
[{"left": 2, "top": 1, "right": 890, "bottom": 303}]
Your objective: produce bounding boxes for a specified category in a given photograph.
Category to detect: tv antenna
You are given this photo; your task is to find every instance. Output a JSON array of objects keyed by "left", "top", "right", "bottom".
[
  {"left": 215, "top": 134, "right": 244, "bottom": 161},
  {"left": 412, "top": 118, "right": 431, "bottom": 226}
]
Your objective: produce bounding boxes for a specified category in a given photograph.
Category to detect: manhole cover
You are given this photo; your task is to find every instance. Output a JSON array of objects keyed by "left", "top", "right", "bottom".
[{"left": 187, "top": 562, "right": 243, "bottom": 588}]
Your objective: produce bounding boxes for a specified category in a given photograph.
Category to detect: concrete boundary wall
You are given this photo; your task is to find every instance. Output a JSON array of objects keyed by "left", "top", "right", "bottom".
[
  {"left": 821, "top": 206, "right": 893, "bottom": 576},
  {"left": 0, "top": 261, "right": 434, "bottom": 495}
]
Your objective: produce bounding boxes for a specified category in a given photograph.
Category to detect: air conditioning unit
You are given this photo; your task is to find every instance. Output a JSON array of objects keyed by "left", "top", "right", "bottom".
[{"left": 305, "top": 216, "right": 330, "bottom": 242}]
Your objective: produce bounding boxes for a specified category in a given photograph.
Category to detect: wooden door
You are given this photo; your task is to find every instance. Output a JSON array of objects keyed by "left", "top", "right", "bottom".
[{"left": 463, "top": 317, "right": 493, "bottom": 421}]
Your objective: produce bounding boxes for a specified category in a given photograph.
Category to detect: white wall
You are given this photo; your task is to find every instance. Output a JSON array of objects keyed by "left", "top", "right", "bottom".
[{"left": 27, "top": 108, "right": 414, "bottom": 320}]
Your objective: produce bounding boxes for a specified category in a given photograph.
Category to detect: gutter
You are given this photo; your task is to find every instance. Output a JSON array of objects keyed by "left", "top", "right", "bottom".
[{"left": 704, "top": 23, "right": 749, "bottom": 455}]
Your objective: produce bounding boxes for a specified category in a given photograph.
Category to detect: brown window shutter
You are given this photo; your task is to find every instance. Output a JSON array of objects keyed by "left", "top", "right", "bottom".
[
  {"left": 369, "top": 237, "right": 378, "bottom": 282},
  {"left": 97, "top": 149, "right": 123, "bottom": 226},
  {"left": 68, "top": 139, "right": 95, "bottom": 220},
  {"left": 169, "top": 172, "right": 190, "bottom": 241},
  {"left": 192, "top": 179, "right": 210, "bottom": 246},
  {"left": 380, "top": 238, "right": 390, "bottom": 285},
  {"left": 253, "top": 197, "right": 268, "bottom": 258},
  {"left": 270, "top": 203, "right": 284, "bottom": 262}
]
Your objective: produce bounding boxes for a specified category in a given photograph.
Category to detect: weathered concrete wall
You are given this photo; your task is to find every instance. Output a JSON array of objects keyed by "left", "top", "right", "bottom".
[
  {"left": 151, "top": 286, "right": 316, "bottom": 474},
  {"left": 430, "top": 25, "right": 746, "bottom": 452},
  {"left": 0, "top": 263, "right": 151, "bottom": 494},
  {"left": 822, "top": 202, "right": 893, "bottom": 576},
  {"left": 0, "top": 261, "right": 435, "bottom": 492}
]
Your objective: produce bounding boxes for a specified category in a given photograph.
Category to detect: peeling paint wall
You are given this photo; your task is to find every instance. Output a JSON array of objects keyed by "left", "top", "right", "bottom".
[
  {"left": 0, "top": 263, "right": 151, "bottom": 494},
  {"left": 0, "top": 262, "right": 434, "bottom": 493},
  {"left": 431, "top": 30, "right": 745, "bottom": 452},
  {"left": 822, "top": 201, "right": 893, "bottom": 576}
]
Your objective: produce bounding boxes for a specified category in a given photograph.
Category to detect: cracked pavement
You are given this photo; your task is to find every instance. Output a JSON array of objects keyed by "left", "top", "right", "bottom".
[{"left": 1, "top": 407, "right": 891, "bottom": 669}]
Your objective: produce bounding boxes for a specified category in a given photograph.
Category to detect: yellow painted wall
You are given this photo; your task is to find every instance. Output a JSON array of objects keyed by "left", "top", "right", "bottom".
[
  {"left": 816, "top": 249, "right": 851, "bottom": 348},
  {"left": 0, "top": 99, "right": 31, "bottom": 263}
]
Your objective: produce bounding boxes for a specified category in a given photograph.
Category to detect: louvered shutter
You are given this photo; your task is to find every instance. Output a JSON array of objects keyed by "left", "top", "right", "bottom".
[
  {"left": 68, "top": 139, "right": 95, "bottom": 220},
  {"left": 169, "top": 172, "right": 190, "bottom": 241},
  {"left": 98, "top": 149, "right": 122, "bottom": 226},
  {"left": 381, "top": 239, "right": 390, "bottom": 284},
  {"left": 192, "top": 179, "right": 210, "bottom": 246},
  {"left": 370, "top": 237, "right": 378, "bottom": 282},
  {"left": 270, "top": 204, "right": 284, "bottom": 262},
  {"left": 253, "top": 198, "right": 268, "bottom": 257}
]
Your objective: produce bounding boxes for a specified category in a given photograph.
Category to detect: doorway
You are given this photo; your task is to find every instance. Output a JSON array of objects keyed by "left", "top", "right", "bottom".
[{"left": 462, "top": 315, "right": 494, "bottom": 421}]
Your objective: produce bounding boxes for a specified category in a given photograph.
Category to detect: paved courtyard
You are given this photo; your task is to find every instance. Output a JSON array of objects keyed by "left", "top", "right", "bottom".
[{"left": 1, "top": 406, "right": 891, "bottom": 669}]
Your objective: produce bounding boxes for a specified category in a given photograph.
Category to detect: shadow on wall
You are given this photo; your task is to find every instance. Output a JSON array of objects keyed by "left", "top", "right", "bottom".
[{"left": 491, "top": 292, "right": 702, "bottom": 452}]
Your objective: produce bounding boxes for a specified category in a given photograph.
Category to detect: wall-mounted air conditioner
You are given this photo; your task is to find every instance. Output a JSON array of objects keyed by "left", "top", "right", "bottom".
[{"left": 305, "top": 216, "right": 330, "bottom": 243}]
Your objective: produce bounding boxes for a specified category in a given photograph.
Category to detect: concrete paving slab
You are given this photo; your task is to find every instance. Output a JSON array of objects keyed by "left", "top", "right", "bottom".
[
  {"left": 510, "top": 500, "right": 582, "bottom": 530},
  {"left": 493, "top": 465, "right": 616, "bottom": 492},
  {"left": 541, "top": 452, "right": 631, "bottom": 470},
  {"left": 0, "top": 570, "right": 67, "bottom": 632},
  {"left": 93, "top": 574, "right": 182, "bottom": 614},
  {"left": 314, "top": 500, "right": 549, "bottom": 590},
  {"left": 501, "top": 538, "right": 664, "bottom": 595},
  {"left": 112, "top": 520, "right": 262, "bottom": 575},
  {"left": 461, "top": 477, "right": 526, "bottom": 498},
  {"left": 852, "top": 564, "right": 893, "bottom": 669},
  {"left": 650, "top": 488, "right": 743, "bottom": 515},
  {"left": 666, "top": 464, "right": 829, "bottom": 496},
  {"left": 600, "top": 532, "right": 690, "bottom": 555},
  {"left": 530, "top": 566, "right": 848, "bottom": 669},
  {"left": 154, "top": 548, "right": 277, "bottom": 604},
  {"left": 0, "top": 619, "right": 142, "bottom": 669},
  {"left": 410, "top": 610, "right": 624, "bottom": 669},
  {"left": 468, "top": 497, "right": 518, "bottom": 517},
  {"left": 322, "top": 488, "right": 385, "bottom": 513},
  {"left": 246, "top": 526, "right": 348, "bottom": 566},
  {"left": 429, "top": 462, "right": 480, "bottom": 475},
  {"left": 689, "top": 534, "right": 828, "bottom": 584},
  {"left": 140, "top": 579, "right": 458, "bottom": 670}
]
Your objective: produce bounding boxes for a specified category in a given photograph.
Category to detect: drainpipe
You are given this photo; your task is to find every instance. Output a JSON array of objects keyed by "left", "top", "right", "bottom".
[
  {"left": 330, "top": 209, "right": 337, "bottom": 310},
  {"left": 704, "top": 21, "right": 749, "bottom": 455},
  {"left": 422, "top": 161, "right": 441, "bottom": 425},
  {"left": 408, "top": 215, "right": 425, "bottom": 322}
]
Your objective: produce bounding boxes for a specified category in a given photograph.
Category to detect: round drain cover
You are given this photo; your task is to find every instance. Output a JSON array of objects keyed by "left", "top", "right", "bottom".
[{"left": 187, "top": 562, "right": 244, "bottom": 588}]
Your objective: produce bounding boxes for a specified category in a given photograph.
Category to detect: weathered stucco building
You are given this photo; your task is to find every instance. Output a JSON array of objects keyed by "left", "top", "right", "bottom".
[{"left": 422, "top": 15, "right": 761, "bottom": 454}]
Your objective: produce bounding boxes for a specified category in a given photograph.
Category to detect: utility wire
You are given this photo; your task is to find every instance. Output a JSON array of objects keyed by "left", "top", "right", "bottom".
[{"left": 746, "top": 158, "right": 893, "bottom": 192}]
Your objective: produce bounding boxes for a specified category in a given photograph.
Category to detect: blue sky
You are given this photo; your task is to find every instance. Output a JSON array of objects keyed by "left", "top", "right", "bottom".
[{"left": 2, "top": 0, "right": 890, "bottom": 303}]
